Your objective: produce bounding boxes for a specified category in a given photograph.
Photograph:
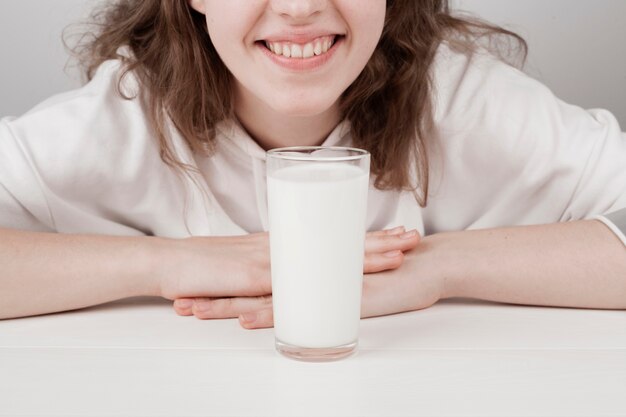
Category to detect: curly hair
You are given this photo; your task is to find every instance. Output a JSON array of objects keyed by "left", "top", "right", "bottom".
[{"left": 71, "top": 0, "right": 526, "bottom": 206}]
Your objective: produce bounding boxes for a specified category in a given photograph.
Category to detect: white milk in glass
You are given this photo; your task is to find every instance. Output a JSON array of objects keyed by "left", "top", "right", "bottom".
[{"left": 267, "top": 162, "right": 369, "bottom": 349}]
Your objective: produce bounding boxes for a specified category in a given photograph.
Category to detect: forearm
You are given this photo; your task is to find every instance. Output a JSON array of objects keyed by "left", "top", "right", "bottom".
[
  {"left": 0, "top": 228, "right": 162, "bottom": 319},
  {"left": 434, "top": 220, "right": 626, "bottom": 309}
]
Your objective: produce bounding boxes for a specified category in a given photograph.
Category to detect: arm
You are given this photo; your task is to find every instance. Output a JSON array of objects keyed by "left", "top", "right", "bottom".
[
  {"left": 436, "top": 220, "right": 626, "bottom": 309},
  {"left": 0, "top": 228, "right": 161, "bottom": 320},
  {"left": 0, "top": 228, "right": 276, "bottom": 320},
  {"left": 0, "top": 228, "right": 279, "bottom": 320}
]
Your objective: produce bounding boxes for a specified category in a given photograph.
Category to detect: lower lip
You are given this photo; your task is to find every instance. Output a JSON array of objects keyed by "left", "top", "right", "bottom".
[{"left": 258, "top": 38, "right": 343, "bottom": 72}]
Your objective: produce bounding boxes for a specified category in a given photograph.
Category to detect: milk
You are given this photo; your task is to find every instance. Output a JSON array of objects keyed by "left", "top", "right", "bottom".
[{"left": 267, "top": 162, "right": 369, "bottom": 348}]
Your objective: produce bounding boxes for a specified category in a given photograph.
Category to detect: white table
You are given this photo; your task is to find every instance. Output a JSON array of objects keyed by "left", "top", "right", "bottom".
[{"left": 1, "top": 297, "right": 625, "bottom": 416}]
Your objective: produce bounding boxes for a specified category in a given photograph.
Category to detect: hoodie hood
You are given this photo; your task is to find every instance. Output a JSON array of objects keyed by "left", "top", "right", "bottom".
[{"left": 191, "top": 119, "right": 353, "bottom": 234}]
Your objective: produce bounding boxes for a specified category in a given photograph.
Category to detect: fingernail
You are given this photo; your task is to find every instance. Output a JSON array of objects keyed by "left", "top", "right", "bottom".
[
  {"left": 388, "top": 226, "right": 405, "bottom": 235},
  {"left": 384, "top": 250, "right": 403, "bottom": 258},
  {"left": 400, "top": 230, "right": 418, "bottom": 239},
  {"left": 240, "top": 313, "right": 257, "bottom": 324},
  {"left": 175, "top": 299, "right": 193, "bottom": 309},
  {"left": 193, "top": 301, "right": 210, "bottom": 313}
]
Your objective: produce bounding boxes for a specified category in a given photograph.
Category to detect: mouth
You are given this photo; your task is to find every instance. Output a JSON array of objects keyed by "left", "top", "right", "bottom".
[{"left": 257, "top": 35, "right": 344, "bottom": 59}]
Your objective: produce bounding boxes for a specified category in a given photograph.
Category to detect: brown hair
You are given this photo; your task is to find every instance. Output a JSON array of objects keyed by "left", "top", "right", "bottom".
[{"left": 70, "top": 0, "right": 526, "bottom": 206}]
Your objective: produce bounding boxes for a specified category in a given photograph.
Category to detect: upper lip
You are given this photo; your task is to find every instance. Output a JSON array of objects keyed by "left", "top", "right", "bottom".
[{"left": 259, "top": 30, "right": 343, "bottom": 44}]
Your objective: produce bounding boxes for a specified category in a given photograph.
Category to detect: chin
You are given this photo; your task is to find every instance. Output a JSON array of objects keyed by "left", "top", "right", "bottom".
[{"left": 268, "top": 94, "right": 340, "bottom": 118}]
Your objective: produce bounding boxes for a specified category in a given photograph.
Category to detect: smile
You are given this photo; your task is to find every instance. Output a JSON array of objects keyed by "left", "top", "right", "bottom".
[{"left": 263, "top": 35, "right": 338, "bottom": 59}]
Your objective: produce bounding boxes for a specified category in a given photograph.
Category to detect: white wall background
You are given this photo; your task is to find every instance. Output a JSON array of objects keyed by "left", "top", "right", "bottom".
[
  {"left": 454, "top": 0, "right": 626, "bottom": 125},
  {"left": 1, "top": 0, "right": 625, "bottom": 125},
  {"left": 0, "top": 0, "right": 100, "bottom": 117}
]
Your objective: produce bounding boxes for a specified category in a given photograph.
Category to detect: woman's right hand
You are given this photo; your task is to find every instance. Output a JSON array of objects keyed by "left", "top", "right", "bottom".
[
  {"left": 164, "top": 226, "right": 421, "bottom": 316},
  {"left": 157, "top": 232, "right": 273, "bottom": 301}
]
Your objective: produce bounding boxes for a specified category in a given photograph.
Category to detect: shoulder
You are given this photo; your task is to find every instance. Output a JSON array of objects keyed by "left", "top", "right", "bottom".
[
  {"left": 0, "top": 59, "right": 187, "bottom": 233},
  {"left": 425, "top": 44, "right": 626, "bottom": 227},
  {"left": 427, "top": 44, "right": 555, "bottom": 190},
  {"left": 4, "top": 58, "right": 148, "bottom": 155},
  {"left": 428, "top": 43, "right": 613, "bottom": 170},
  {"left": 430, "top": 43, "right": 556, "bottom": 131},
  {"left": 0, "top": 59, "right": 163, "bottom": 189},
  {"left": 429, "top": 43, "right": 622, "bottom": 161}
]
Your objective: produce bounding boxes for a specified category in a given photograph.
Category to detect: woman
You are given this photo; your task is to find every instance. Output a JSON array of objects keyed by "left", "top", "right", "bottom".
[{"left": 0, "top": 0, "right": 624, "bottom": 323}]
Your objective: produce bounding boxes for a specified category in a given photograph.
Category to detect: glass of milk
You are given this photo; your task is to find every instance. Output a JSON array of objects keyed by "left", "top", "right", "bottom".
[{"left": 266, "top": 146, "right": 370, "bottom": 362}]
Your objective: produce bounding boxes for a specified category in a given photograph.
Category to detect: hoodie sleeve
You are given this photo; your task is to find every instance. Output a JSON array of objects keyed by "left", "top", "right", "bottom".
[
  {"left": 596, "top": 209, "right": 626, "bottom": 246},
  {"left": 0, "top": 118, "right": 55, "bottom": 231}
]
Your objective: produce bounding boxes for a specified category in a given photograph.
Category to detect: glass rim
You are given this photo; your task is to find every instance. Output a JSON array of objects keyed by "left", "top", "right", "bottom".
[{"left": 266, "top": 146, "right": 370, "bottom": 162}]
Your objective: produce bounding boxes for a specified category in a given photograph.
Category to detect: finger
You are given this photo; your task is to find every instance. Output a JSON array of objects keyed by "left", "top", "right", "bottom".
[
  {"left": 239, "top": 307, "right": 274, "bottom": 329},
  {"left": 364, "top": 229, "right": 420, "bottom": 254},
  {"left": 175, "top": 297, "right": 218, "bottom": 316},
  {"left": 367, "top": 226, "right": 405, "bottom": 237},
  {"left": 191, "top": 295, "right": 273, "bottom": 320},
  {"left": 363, "top": 250, "right": 405, "bottom": 274},
  {"left": 173, "top": 298, "right": 194, "bottom": 316}
]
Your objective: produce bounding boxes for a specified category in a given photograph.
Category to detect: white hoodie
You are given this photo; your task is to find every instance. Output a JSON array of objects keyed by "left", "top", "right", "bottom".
[{"left": 1, "top": 46, "right": 625, "bottom": 244}]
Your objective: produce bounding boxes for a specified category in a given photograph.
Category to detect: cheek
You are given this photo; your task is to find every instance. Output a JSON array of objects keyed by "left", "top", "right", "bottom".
[
  {"left": 360, "top": 5, "right": 386, "bottom": 52},
  {"left": 205, "top": 16, "right": 239, "bottom": 53},
  {"left": 336, "top": 2, "right": 386, "bottom": 91},
  {"left": 340, "top": 0, "right": 386, "bottom": 45},
  {"left": 204, "top": 2, "right": 260, "bottom": 61},
  {"left": 337, "top": 1, "right": 386, "bottom": 75}
]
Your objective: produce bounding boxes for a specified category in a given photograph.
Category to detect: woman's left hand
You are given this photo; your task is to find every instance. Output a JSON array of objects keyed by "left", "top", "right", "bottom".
[{"left": 173, "top": 232, "right": 445, "bottom": 328}]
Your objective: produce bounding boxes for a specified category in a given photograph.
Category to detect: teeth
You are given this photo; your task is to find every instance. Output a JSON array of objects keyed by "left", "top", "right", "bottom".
[
  {"left": 302, "top": 43, "right": 314, "bottom": 59},
  {"left": 265, "top": 36, "right": 336, "bottom": 59},
  {"left": 313, "top": 41, "right": 322, "bottom": 56},
  {"left": 291, "top": 44, "right": 303, "bottom": 58}
]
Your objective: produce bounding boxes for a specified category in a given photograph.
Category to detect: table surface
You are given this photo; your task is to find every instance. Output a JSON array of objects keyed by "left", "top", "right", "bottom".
[{"left": 1, "top": 297, "right": 625, "bottom": 417}]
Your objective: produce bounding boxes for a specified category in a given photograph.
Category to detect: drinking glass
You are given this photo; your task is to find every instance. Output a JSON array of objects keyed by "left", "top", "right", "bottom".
[{"left": 266, "top": 146, "right": 370, "bottom": 361}]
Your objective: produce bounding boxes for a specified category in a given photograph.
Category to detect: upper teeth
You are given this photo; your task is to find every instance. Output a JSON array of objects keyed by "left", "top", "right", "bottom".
[{"left": 265, "top": 36, "right": 336, "bottom": 59}]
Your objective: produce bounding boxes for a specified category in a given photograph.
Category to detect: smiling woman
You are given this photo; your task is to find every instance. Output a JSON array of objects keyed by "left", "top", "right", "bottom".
[
  {"left": 0, "top": 0, "right": 625, "bottom": 322},
  {"left": 75, "top": 0, "right": 525, "bottom": 203}
]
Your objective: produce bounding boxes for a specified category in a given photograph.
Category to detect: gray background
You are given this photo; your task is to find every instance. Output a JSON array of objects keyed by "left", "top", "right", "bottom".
[{"left": 1, "top": 0, "right": 625, "bottom": 125}]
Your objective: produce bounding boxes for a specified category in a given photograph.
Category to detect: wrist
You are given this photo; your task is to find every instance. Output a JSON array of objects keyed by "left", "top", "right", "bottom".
[
  {"left": 419, "top": 231, "right": 466, "bottom": 300},
  {"left": 133, "top": 236, "right": 173, "bottom": 297}
]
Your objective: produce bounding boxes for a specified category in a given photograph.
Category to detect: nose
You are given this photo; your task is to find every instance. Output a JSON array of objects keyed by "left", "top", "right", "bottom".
[{"left": 269, "top": 0, "right": 327, "bottom": 21}]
